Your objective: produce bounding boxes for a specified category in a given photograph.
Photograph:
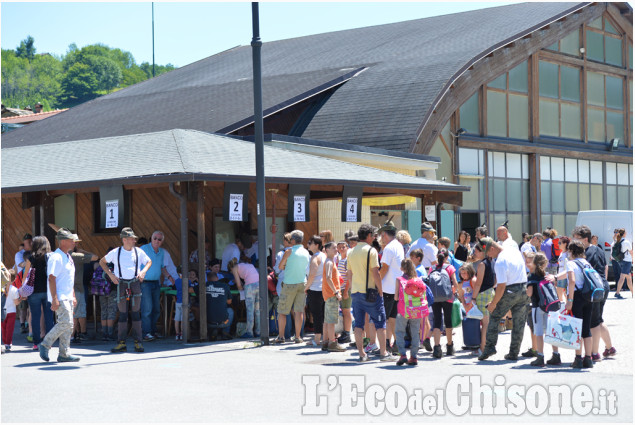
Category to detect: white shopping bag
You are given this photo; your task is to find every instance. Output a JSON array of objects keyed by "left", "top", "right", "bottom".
[
  {"left": 544, "top": 308, "right": 582, "bottom": 350},
  {"left": 465, "top": 302, "right": 484, "bottom": 320}
]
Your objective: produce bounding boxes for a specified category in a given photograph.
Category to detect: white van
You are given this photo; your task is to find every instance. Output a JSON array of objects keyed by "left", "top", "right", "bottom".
[{"left": 576, "top": 210, "right": 633, "bottom": 281}]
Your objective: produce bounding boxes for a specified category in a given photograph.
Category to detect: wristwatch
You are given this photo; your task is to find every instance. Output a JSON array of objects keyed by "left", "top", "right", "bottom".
[{"left": 567, "top": 298, "right": 573, "bottom": 302}]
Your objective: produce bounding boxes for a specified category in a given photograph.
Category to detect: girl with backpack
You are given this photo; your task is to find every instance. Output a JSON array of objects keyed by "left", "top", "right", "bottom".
[
  {"left": 428, "top": 249, "right": 460, "bottom": 359},
  {"left": 394, "top": 258, "right": 429, "bottom": 366},
  {"left": 526, "top": 253, "right": 560, "bottom": 367}
]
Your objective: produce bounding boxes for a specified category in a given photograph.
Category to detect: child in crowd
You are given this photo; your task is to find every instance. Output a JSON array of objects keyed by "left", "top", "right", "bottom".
[
  {"left": 556, "top": 236, "right": 570, "bottom": 302},
  {"left": 521, "top": 252, "right": 539, "bottom": 358},
  {"left": 458, "top": 263, "right": 476, "bottom": 311},
  {"left": 394, "top": 258, "right": 429, "bottom": 366},
  {"left": 430, "top": 249, "right": 460, "bottom": 359},
  {"left": 526, "top": 252, "right": 560, "bottom": 366},
  {"left": 2, "top": 271, "right": 19, "bottom": 351},
  {"left": 174, "top": 270, "right": 198, "bottom": 341},
  {"left": 322, "top": 242, "right": 346, "bottom": 352},
  {"left": 409, "top": 249, "right": 432, "bottom": 352}
]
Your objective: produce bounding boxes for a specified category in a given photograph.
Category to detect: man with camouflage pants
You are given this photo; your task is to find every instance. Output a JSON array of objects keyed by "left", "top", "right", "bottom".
[
  {"left": 478, "top": 237, "right": 529, "bottom": 361},
  {"left": 39, "top": 229, "right": 81, "bottom": 363}
]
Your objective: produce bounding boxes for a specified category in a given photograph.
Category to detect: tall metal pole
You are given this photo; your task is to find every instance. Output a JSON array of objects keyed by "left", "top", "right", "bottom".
[
  {"left": 152, "top": 2, "right": 156, "bottom": 78},
  {"left": 251, "top": 2, "right": 269, "bottom": 345}
]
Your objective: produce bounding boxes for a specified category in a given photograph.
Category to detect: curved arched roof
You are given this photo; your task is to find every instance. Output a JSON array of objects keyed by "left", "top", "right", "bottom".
[{"left": 3, "top": 2, "right": 588, "bottom": 152}]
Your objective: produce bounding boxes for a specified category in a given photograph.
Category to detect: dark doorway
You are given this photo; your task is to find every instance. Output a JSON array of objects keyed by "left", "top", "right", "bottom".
[{"left": 461, "top": 213, "right": 480, "bottom": 241}]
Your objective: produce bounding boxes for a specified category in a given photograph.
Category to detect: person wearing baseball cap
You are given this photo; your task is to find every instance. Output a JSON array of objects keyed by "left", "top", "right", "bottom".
[
  {"left": 100, "top": 227, "right": 152, "bottom": 353},
  {"left": 477, "top": 236, "right": 529, "bottom": 362},
  {"left": 39, "top": 228, "right": 81, "bottom": 362},
  {"left": 407, "top": 222, "right": 438, "bottom": 269}
]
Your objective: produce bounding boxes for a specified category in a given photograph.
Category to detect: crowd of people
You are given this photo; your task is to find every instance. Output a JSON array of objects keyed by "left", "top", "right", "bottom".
[{"left": 1, "top": 219, "right": 631, "bottom": 369}]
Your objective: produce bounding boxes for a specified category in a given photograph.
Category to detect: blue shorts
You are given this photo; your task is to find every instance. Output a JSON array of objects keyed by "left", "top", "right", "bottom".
[
  {"left": 351, "top": 292, "right": 386, "bottom": 330},
  {"left": 620, "top": 261, "right": 632, "bottom": 275}
]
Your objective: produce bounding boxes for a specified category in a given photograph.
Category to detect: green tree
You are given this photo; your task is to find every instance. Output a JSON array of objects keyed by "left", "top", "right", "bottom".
[
  {"left": 61, "top": 62, "right": 98, "bottom": 101},
  {"left": 15, "top": 36, "right": 36, "bottom": 62}
]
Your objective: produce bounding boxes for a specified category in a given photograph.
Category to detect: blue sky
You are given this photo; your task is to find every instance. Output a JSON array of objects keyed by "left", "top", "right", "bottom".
[{"left": 1, "top": 2, "right": 513, "bottom": 67}]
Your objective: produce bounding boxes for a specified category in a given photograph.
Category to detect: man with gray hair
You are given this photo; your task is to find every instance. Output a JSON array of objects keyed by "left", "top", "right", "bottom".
[
  {"left": 273, "top": 230, "right": 311, "bottom": 344},
  {"left": 140, "top": 230, "right": 176, "bottom": 340}
]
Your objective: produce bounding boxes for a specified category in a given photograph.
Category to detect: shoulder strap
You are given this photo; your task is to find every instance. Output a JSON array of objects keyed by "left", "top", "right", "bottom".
[
  {"left": 117, "top": 247, "right": 122, "bottom": 278},
  {"left": 365, "top": 247, "right": 371, "bottom": 292},
  {"left": 134, "top": 248, "right": 139, "bottom": 277}
]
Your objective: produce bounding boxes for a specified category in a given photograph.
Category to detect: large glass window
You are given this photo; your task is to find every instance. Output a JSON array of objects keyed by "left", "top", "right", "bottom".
[
  {"left": 546, "top": 29, "right": 581, "bottom": 57},
  {"left": 605, "top": 161, "right": 634, "bottom": 211},
  {"left": 586, "top": 71, "right": 626, "bottom": 144},
  {"left": 585, "top": 16, "right": 623, "bottom": 67},
  {"left": 539, "top": 60, "right": 582, "bottom": 140},
  {"left": 460, "top": 92, "right": 479, "bottom": 135},
  {"left": 486, "top": 61, "right": 529, "bottom": 140}
]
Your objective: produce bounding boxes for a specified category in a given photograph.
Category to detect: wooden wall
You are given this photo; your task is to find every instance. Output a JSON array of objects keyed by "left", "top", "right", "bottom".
[{"left": 1, "top": 197, "right": 32, "bottom": 267}]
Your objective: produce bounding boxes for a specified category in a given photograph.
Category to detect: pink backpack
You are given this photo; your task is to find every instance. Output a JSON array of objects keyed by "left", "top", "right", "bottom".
[{"left": 398, "top": 277, "right": 429, "bottom": 320}]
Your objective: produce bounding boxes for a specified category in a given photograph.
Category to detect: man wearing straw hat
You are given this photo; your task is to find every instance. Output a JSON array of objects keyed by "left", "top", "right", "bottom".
[{"left": 100, "top": 227, "right": 152, "bottom": 353}]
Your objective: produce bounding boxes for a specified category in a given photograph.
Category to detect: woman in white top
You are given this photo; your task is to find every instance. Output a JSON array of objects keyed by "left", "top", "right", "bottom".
[
  {"left": 564, "top": 241, "right": 594, "bottom": 369},
  {"left": 555, "top": 236, "right": 570, "bottom": 302},
  {"left": 615, "top": 228, "right": 633, "bottom": 298},
  {"left": 305, "top": 235, "right": 326, "bottom": 348}
]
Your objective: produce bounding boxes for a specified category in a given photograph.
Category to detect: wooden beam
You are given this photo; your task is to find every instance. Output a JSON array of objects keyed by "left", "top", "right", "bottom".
[
  {"left": 432, "top": 191, "right": 463, "bottom": 207},
  {"left": 458, "top": 137, "right": 633, "bottom": 163},
  {"left": 197, "top": 181, "right": 207, "bottom": 342},
  {"left": 538, "top": 49, "right": 632, "bottom": 78},
  {"left": 413, "top": 3, "right": 605, "bottom": 155},
  {"left": 606, "top": 3, "right": 633, "bottom": 41}
]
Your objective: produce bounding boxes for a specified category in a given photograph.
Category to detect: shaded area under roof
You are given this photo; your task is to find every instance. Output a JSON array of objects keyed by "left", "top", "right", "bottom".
[
  {"left": 2, "top": 2, "right": 585, "bottom": 153},
  {"left": 1, "top": 129, "right": 468, "bottom": 194}
]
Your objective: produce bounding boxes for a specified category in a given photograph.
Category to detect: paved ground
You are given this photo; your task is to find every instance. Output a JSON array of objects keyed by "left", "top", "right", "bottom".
[{"left": 2, "top": 291, "right": 632, "bottom": 423}]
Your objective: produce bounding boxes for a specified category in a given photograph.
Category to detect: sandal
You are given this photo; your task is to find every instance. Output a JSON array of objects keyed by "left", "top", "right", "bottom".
[{"left": 272, "top": 337, "right": 286, "bottom": 345}]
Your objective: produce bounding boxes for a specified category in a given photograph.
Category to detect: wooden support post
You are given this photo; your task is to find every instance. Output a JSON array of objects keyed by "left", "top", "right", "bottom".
[
  {"left": 197, "top": 181, "right": 207, "bottom": 341},
  {"left": 529, "top": 154, "right": 540, "bottom": 233}
]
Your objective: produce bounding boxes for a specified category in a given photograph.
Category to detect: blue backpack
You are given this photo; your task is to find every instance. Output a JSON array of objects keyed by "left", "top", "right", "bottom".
[{"left": 573, "top": 260, "right": 605, "bottom": 303}]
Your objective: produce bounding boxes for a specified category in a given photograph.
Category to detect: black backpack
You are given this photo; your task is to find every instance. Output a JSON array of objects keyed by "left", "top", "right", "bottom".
[
  {"left": 427, "top": 264, "right": 452, "bottom": 303},
  {"left": 536, "top": 279, "right": 561, "bottom": 312},
  {"left": 612, "top": 240, "right": 625, "bottom": 262}
]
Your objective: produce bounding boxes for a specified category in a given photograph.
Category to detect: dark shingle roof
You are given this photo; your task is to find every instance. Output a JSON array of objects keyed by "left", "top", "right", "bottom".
[
  {"left": 1, "top": 129, "right": 468, "bottom": 193},
  {"left": 2, "top": 2, "right": 585, "bottom": 152}
]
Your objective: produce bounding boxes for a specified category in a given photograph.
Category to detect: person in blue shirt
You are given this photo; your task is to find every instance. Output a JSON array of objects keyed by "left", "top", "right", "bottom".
[
  {"left": 173, "top": 269, "right": 198, "bottom": 341},
  {"left": 140, "top": 230, "right": 175, "bottom": 341}
]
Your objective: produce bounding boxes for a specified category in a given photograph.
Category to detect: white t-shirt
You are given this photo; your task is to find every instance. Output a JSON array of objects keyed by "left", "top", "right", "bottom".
[
  {"left": 47, "top": 248, "right": 76, "bottom": 302},
  {"left": 221, "top": 243, "right": 241, "bottom": 272},
  {"left": 520, "top": 243, "right": 536, "bottom": 256},
  {"left": 308, "top": 252, "right": 326, "bottom": 291},
  {"left": 494, "top": 246, "right": 528, "bottom": 286},
  {"left": 4, "top": 285, "right": 19, "bottom": 314},
  {"left": 622, "top": 239, "right": 633, "bottom": 262},
  {"left": 567, "top": 258, "right": 592, "bottom": 290},
  {"left": 501, "top": 237, "right": 519, "bottom": 250},
  {"left": 407, "top": 238, "right": 438, "bottom": 268},
  {"left": 105, "top": 247, "right": 150, "bottom": 280},
  {"left": 14, "top": 249, "right": 26, "bottom": 272},
  {"left": 381, "top": 239, "right": 404, "bottom": 294},
  {"left": 557, "top": 252, "right": 569, "bottom": 275}
]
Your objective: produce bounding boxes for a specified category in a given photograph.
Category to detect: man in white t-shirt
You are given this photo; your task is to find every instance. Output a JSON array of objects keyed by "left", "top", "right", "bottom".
[
  {"left": 221, "top": 236, "right": 246, "bottom": 279},
  {"left": 100, "top": 227, "right": 152, "bottom": 353},
  {"left": 39, "top": 228, "right": 81, "bottom": 363},
  {"left": 378, "top": 221, "right": 404, "bottom": 354},
  {"left": 496, "top": 225, "right": 519, "bottom": 250},
  {"left": 478, "top": 237, "right": 529, "bottom": 362},
  {"left": 407, "top": 222, "right": 438, "bottom": 268}
]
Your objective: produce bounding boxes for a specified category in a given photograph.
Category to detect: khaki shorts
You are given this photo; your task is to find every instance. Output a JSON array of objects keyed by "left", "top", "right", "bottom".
[
  {"left": 475, "top": 288, "right": 495, "bottom": 318},
  {"left": 278, "top": 283, "right": 306, "bottom": 315},
  {"left": 339, "top": 293, "right": 352, "bottom": 309},
  {"left": 324, "top": 296, "right": 340, "bottom": 324}
]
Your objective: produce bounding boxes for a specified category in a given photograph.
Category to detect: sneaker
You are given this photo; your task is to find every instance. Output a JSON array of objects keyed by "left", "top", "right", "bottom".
[
  {"left": 57, "top": 354, "right": 80, "bottom": 362},
  {"left": 407, "top": 356, "right": 418, "bottom": 366},
  {"left": 603, "top": 347, "right": 617, "bottom": 357},
  {"left": 32, "top": 344, "right": 38, "bottom": 351},
  {"left": 337, "top": 332, "right": 351, "bottom": 344},
  {"left": 432, "top": 344, "right": 443, "bottom": 359},
  {"left": 571, "top": 356, "right": 584, "bottom": 368},
  {"left": 396, "top": 354, "right": 408, "bottom": 366},
  {"left": 446, "top": 343, "right": 455, "bottom": 356},
  {"left": 39, "top": 344, "right": 50, "bottom": 362},
  {"left": 21, "top": 323, "right": 28, "bottom": 334},
  {"left": 349, "top": 341, "right": 358, "bottom": 348},
  {"left": 143, "top": 333, "right": 155, "bottom": 342},
  {"left": 292, "top": 336, "right": 303, "bottom": 344},
  {"left": 306, "top": 340, "right": 318, "bottom": 347},
  {"left": 4, "top": 344, "right": 11, "bottom": 351},
  {"left": 591, "top": 353, "right": 601, "bottom": 362},
  {"left": 379, "top": 353, "right": 397, "bottom": 362},
  {"left": 364, "top": 343, "right": 378, "bottom": 354},
  {"left": 241, "top": 332, "right": 254, "bottom": 339},
  {"left": 522, "top": 347, "right": 537, "bottom": 357},
  {"left": 371, "top": 348, "right": 381, "bottom": 356},
  {"left": 134, "top": 340, "right": 144, "bottom": 352},
  {"left": 321, "top": 342, "right": 329, "bottom": 351},
  {"left": 582, "top": 356, "right": 594, "bottom": 368},
  {"left": 26, "top": 335, "right": 33, "bottom": 343},
  {"left": 71, "top": 336, "right": 82, "bottom": 344},
  {"left": 546, "top": 352, "right": 562, "bottom": 365},
  {"left": 505, "top": 318, "right": 513, "bottom": 330},
  {"left": 362, "top": 337, "right": 370, "bottom": 348},
  {"left": 504, "top": 353, "right": 519, "bottom": 361},
  {"left": 498, "top": 321, "right": 506, "bottom": 333},
  {"left": 175, "top": 334, "right": 180, "bottom": 341},
  {"left": 111, "top": 341, "right": 127, "bottom": 353},
  {"left": 422, "top": 338, "right": 432, "bottom": 352},
  {"left": 358, "top": 354, "right": 371, "bottom": 362},
  {"left": 391, "top": 344, "right": 400, "bottom": 355},
  {"left": 78, "top": 333, "right": 89, "bottom": 340},
  {"left": 272, "top": 337, "right": 286, "bottom": 345},
  {"left": 478, "top": 348, "right": 497, "bottom": 361},
  {"left": 615, "top": 293, "right": 624, "bottom": 299},
  {"left": 153, "top": 333, "right": 164, "bottom": 339},
  {"left": 475, "top": 348, "right": 483, "bottom": 357},
  {"left": 530, "top": 355, "right": 545, "bottom": 367},
  {"left": 102, "top": 333, "right": 110, "bottom": 341},
  {"left": 327, "top": 341, "right": 347, "bottom": 352}
]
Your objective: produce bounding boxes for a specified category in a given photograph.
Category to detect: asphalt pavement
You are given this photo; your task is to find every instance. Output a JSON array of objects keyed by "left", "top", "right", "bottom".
[{"left": 2, "top": 290, "right": 632, "bottom": 423}]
